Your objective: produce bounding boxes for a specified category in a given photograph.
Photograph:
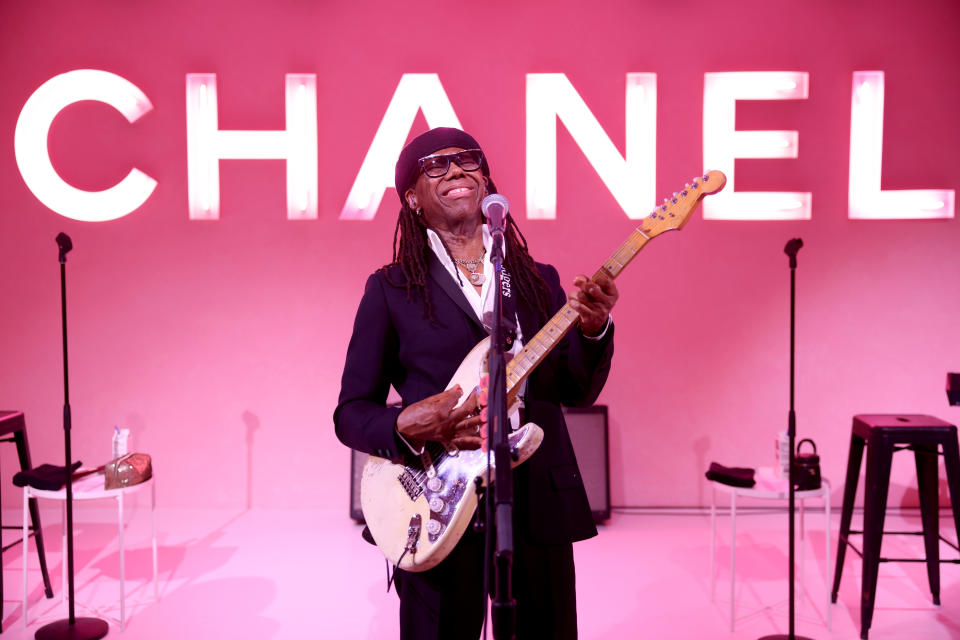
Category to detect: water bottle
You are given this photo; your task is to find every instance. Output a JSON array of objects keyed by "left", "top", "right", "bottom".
[
  {"left": 775, "top": 431, "right": 790, "bottom": 479},
  {"left": 112, "top": 426, "right": 130, "bottom": 459}
]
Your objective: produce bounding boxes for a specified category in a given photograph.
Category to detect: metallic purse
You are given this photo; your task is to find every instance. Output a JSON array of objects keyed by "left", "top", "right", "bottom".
[{"left": 104, "top": 453, "right": 153, "bottom": 490}]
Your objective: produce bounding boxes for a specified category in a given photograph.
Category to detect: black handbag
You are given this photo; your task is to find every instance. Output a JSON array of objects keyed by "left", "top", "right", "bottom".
[{"left": 791, "top": 438, "right": 821, "bottom": 490}]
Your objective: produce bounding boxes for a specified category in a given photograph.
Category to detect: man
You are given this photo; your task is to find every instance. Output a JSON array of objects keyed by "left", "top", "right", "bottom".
[{"left": 335, "top": 127, "right": 617, "bottom": 639}]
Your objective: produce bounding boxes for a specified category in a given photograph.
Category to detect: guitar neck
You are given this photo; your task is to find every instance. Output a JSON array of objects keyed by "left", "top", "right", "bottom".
[
  {"left": 505, "top": 226, "right": 653, "bottom": 400},
  {"left": 595, "top": 226, "right": 653, "bottom": 279}
]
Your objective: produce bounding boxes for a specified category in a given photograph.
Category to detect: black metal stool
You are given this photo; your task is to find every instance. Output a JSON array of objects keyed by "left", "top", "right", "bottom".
[
  {"left": 832, "top": 414, "right": 960, "bottom": 639},
  {"left": 0, "top": 411, "right": 55, "bottom": 630}
]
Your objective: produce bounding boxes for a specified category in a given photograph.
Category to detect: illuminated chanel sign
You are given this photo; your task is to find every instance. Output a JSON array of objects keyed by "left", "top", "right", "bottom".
[{"left": 13, "top": 69, "right": 955, "bottom": 222}]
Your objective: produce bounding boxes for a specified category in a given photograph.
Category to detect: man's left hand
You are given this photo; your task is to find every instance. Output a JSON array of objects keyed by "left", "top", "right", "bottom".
[{"left": 568, "top": 273, "right": 619, "bottom": 337}]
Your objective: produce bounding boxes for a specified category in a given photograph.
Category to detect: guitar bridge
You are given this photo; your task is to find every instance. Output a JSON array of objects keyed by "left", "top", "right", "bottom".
[{"left": 398, "top": 467, "right": 424, "bottom": 500}]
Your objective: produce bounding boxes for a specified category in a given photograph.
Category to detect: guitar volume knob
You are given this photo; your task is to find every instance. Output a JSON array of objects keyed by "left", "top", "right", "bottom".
[{"left": 427, "top": 477, "right": 443, "bottom": 493}]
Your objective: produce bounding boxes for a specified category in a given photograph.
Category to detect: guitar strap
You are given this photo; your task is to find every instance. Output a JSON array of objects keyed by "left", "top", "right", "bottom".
[{"left": 481, "top": 266, "right": 518, "bottom": 350}]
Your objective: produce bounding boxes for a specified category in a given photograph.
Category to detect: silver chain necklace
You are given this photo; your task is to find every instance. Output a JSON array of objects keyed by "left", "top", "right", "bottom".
[{"left": 453, "top": 250, "right": 486, "bottom": 286}]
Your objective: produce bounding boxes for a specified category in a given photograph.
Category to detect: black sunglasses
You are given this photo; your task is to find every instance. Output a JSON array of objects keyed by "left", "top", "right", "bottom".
[{"left": 418, "top": 149, "right": 484, "bottom": 178}]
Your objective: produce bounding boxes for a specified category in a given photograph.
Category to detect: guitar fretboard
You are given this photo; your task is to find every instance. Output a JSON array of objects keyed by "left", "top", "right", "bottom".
[{"left": 598, "top": 227, "right": 652, "bottom": 278}]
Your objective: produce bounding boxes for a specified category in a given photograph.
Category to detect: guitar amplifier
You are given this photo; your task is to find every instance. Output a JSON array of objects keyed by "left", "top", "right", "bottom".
[
  {"left": 563, "top": 405, "right": 611, "bottom": 522},
  {"left": 348, "top": 405, "right": 611, "bottom": 523}
]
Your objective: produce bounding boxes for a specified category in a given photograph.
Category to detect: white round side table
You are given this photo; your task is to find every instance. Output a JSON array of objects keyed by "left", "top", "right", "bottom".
[
  {"left": 21, "top": 471, "right": 158, "bottom": 630},
  {"left": 709, "top": 467, "right": 831, "bottom": 631}
]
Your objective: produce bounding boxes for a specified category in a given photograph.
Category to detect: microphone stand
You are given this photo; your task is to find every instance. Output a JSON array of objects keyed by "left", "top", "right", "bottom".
[
  {"left": 36, "top": 234, "right": 109, "bottom": 640},
  {"left": 760, "top": 238, "right": 812, "bottom": 640},
  {"left": 488, "top": 219, "right": 516, "bottom": 640}
]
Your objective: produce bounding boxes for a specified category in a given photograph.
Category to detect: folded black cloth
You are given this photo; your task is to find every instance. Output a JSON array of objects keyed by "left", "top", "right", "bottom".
[
  {"left": 705, "top": 462, "right": 756, "bottom": 488},
  {"left": 13, "top": 461, "right": 83, "bottom": 491}
]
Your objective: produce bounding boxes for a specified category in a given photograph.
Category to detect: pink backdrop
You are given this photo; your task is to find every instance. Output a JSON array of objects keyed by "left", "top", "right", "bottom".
[{"left": 2, "top": 0, "right": 958, "bottom": 510}]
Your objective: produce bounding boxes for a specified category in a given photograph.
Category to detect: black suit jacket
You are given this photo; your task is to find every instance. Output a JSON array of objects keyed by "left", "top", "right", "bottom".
[{"left": 334, "top": 255, "right": 614, "bottom": 544}]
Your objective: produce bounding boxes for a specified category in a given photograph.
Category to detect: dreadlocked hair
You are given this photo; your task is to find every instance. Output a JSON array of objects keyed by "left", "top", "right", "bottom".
[{"left": 381, "top": 194, "right": 553, "bottom": 326}]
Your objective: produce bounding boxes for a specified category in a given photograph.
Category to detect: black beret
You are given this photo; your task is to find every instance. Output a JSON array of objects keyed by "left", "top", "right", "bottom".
[{"left": 394, "top": 127, "right": 490, "bottom": 202}]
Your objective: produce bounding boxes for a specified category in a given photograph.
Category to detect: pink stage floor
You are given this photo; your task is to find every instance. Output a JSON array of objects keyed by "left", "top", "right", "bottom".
[{"left": 3, "top": 505, "right": 959, "bottom": 639}]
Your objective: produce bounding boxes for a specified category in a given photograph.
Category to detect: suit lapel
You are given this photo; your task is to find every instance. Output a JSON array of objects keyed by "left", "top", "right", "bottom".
[{"left": 427, "top": 253, "right": 484, "bottom": 329}]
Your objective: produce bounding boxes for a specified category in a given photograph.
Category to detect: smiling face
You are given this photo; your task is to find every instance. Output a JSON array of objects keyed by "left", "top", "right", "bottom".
[{"left": 404, "top": 146, "right": 489, "bottom": 232}]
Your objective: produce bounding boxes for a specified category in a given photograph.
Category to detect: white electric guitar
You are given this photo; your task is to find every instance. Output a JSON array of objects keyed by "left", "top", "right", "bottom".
[{"left": 360, "top": 171, "right": 727, "bottom": 572}]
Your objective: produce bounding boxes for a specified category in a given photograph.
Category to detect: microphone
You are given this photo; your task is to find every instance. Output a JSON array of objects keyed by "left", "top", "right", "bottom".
[
  {"left": 481, "top": 194, "right": 509, "bottom": 233},
  {"left": 56, "top": 232, "right": 73, "bottom": 264},
  {"left": 784, "top": 237, "right": 803, "bottom": 269}
]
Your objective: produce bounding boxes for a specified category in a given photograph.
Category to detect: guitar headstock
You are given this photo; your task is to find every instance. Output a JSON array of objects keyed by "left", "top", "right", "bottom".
[{"left": 640, "top": 170, "right": 726, "bottom": 238}]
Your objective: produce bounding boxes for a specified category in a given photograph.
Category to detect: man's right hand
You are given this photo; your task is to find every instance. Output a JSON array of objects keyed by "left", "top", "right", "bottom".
[{"left": 396, "top": 385, "right": 484, "bottom": 450}]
